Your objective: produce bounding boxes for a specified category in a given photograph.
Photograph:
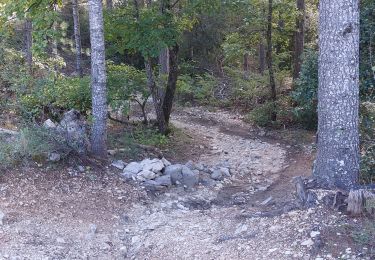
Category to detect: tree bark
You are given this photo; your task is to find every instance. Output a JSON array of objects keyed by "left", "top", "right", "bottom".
[
  {"left": 292, "top": 0, "right": 305, "bottom": 81},
  {"left": 259, "top": 39, "right": 265, "bottom": 75},
  {"left": 243, "top": 52, "right": 250, "bottom": 79},
  {"left": 314, "top": 0, "right": 360, "bottom": 190},
  {"left": 72, "top": 0, "right": 83, "bottom": 77},
  {"left": 162, "top": 44, "right": 179, "bottom": 124},
  {"left": 145, "top": 59, "right": 167, "bottom": 134},
  {"left": 159, "top": 48, "right": 170, "bottom": 76},
  {"left": 24, "top": 19, "right": 33, "bottom": 75},
  {"left": 266, "top": 0, "right": 277, "bottom": 121},
  {"left": 88, "top": 0, "right": 108, "bottom": 157}
]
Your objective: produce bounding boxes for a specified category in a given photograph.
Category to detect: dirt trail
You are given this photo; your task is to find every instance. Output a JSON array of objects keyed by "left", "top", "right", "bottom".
[{"left": 0, "top": 107, "right": 370, "bottom": 259}]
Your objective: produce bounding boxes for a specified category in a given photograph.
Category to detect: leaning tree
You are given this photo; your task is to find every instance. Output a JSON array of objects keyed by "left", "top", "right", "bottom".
[{"left": 314, "top": 0, "right": 360, "bottom": 190}]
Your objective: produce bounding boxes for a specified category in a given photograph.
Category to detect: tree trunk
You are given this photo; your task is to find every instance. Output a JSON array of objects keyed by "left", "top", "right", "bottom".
[
  {"left": 145, "top": 59, "right": 167, "bottom": 134},
  {"left": 106, "top": 0, "right": 113, "bottom": 9},
  {"left": 162, "top": 44, "right": 179, "bottom": 124},
  {"left": 292, "top": 0, "right": 305, "bottom": 81},
  {"left": 24, "top": 19, "right": 33, "bottom": 75},
  {"left": 159, "top": 48, "right": 170, "bottom": 76},
  {"left": 243, "top": 52, "right": 250, "bottom": 79},
  {"left": 266, "top": 0, "right": 277, "bottom": 121},
  {"left": 314, "top": 0, "right": 360, "bottom": 190},
  {"left": 72, "top": 0, "right": 83, "bottom": 77},
  {"left": 88, "top": 0, "right": 108, "bottom": 157},
  {"left": 259, "top": 39, "right": 265, "bottom": 75}
]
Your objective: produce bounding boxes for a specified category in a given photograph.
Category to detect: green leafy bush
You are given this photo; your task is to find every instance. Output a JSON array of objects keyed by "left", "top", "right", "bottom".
[
  {"left": 225, "top": 67, "right": 270, "bottom": 109},
  {"left": 291, "top": 49, "right": 318, "bottom": 129},
  {"left": 0, "top": 127, "right": 72, "bottom": 167},
  {"left": 360, "top": 102, "right": 375, "bottom": 183},
  {"left": 19, "top": 64, "right": 149, "bottom": 121},
  {"left": 245, "top": 102, "right": 277, "bottom": 127},
  {"left": 176, "top": 73, "right": 218, "bottom": 105}
]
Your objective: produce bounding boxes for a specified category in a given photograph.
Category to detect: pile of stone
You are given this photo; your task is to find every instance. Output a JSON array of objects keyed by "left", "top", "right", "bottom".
[
  {"left": 111, "top": 158, "right": 231, "bottom": 191},
  {"left": 43, "top": 110, "right": 89, "bottom": 160}
]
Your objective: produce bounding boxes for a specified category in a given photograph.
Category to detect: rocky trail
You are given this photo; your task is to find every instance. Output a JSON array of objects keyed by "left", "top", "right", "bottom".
[{"left": 0, "top": 107, "right": 373, "bottom": 259}]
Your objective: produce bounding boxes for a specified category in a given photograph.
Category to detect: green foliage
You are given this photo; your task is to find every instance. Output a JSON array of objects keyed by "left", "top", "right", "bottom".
[
  {"left": 18, "top": 63, "right": 150, "bottom": 121},
  {"left": 245, "top": 101, "right": 276, "bottom": 127},
  {"left": 359, "top": 0, "right": 375, "bottom": 100},
  {"left": 291, "top": 49, "right": 318, "bottom": 129},
  {"left": 107, "top": 63, "right": 149, "bottom": 117},
  {"left": 360, "top": 102, "right": 375, "bottom": 183},
  {"left": 19, "top": 75, "right": 91, "bottom": 120},
  {"left": 176, "top": 72, "right": 218, "bottom": 105},
  {"left": 105, "top": 6, "right": 193, "bottom": 59},
  {"left": 225, "top": 67, "right": 269, "bottom": 109},
  {"left": 0, "top": 126, "right": 70, "bottom": 168}
]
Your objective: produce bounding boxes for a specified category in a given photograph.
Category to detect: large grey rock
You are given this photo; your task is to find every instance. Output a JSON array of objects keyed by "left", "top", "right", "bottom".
[
  {"left": 211, "top": 169, "right": 224, "bottom": 181},
  {"left": 122, "top": 171, "right": 136, "bottom": 180},
  {"left": 56, "top": 110, "right": 89, "bottom": 155},
  {"left": 199, "top": 172, "right": 216, "bottom": 187},
  {"left": 111, "top": 160, "right": 127, "bottom": 170},
  {"left": 123, "top": 162, "right": 142, "bottom": 174},
  {"left": 154, "top": 175, "right": 172, "bottom": 187},
  {"left": 220, "top": 167, "right": 231, "bottom": 177},
  {"left": 137, "top": 170, "right": 156, "bottom": 180},
  {"left": 141, "top": 158, "right": 164, "bottom": 172},
  {"left": 161, "top": 157, "right": 171, "bottom": 167},
  {"left": 43, "top": 119, "right": 56, "bottom": 129},
  {"left": 164, "top": 164, "right": 183, "bottom": 184},
  {"left": 181, "top": 166, "right": 198, "bottom": 188},
  {"left": 48, "top": 152, "right": 61, "bottom": 162}
]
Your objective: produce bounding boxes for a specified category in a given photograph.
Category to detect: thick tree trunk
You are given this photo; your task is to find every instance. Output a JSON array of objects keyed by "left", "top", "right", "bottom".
[
  {"left": 266, "top": 0, "right": 277, "bottom": 121},
  {"left": 88, "top": 0, "right": 108, "bottom": 157},
  {"left": 259, "top": 39, "right": 265, "bottom": 75},
  {"left": 145, "top": 59, "right": 167, "bottom": 134},
  {"left": 314, "top": 0, "right": 360, "bottom": 190},
  {"left": 292, "top": 0, "right": 305, "bottom": 81},
  {"left": 162, "top": 45, "right": 179, "bottom": 124},
  {"left": 24, "top": 19, "right": 33, "bottom": 75},
  {"left": 72, "top": 0, "right": 83, "bottom": 77}
]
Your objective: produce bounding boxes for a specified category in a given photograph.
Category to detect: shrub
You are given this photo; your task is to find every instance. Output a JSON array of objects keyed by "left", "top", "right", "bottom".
[
  {"left": 360, "top": 102, "right": 375, "bottom": 183},
  {"left": 225, "top": 67, "right": 270, "bottom": 109},
  {"left": 245, "top": 102, "right": 277, "bottom": 127},
  {"left": 18, "top": 64, "right": 149, "bottom": 121},
  {"left": 0, "top": 126, "right": 72, "bottom": 167},
  {"left": 176, "top": 73, "right": 218, "bottom": 105},
  {"left": 291, "top": 49, "right": 318, "bottom": 129}
]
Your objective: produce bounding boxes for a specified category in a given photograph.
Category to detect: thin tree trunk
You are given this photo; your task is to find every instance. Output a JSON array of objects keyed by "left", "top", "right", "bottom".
[
  {"left": 314, "top": 0, "right": 360, "bottom": 190},
  {"left": 52, "top": 3, "right": 60, "bottom": 77},
  {"left": 145, "top": 59, "right": 167, "bottom": 134},
  {"left": 72, "top": 0, "right": 83, "bottom": 77},
  {"left": 293, "top": 0, "right": 305, "bottom": 81},
  {"left": 24, "top": 19, "right": 33, "bottom": 75},
  {"left": 88, "top": 0, "right": 108, "bottom": 157},
  {"left": 162, "top": 44, "right": 179, "bottom": 124},
  {"left": 266, "top": 0, "right": 277, "bottom": 121},
  {"left": 243, "top": 52, "right": 250, "bottom": 79},
  {"left": 259, "top": 39, "right": 265, "bottom": 75}
]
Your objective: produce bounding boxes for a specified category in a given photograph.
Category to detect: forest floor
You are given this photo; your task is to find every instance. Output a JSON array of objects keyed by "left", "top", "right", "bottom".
[{"left": 0, "top": 106, "right": 374, "bottom": 259}]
